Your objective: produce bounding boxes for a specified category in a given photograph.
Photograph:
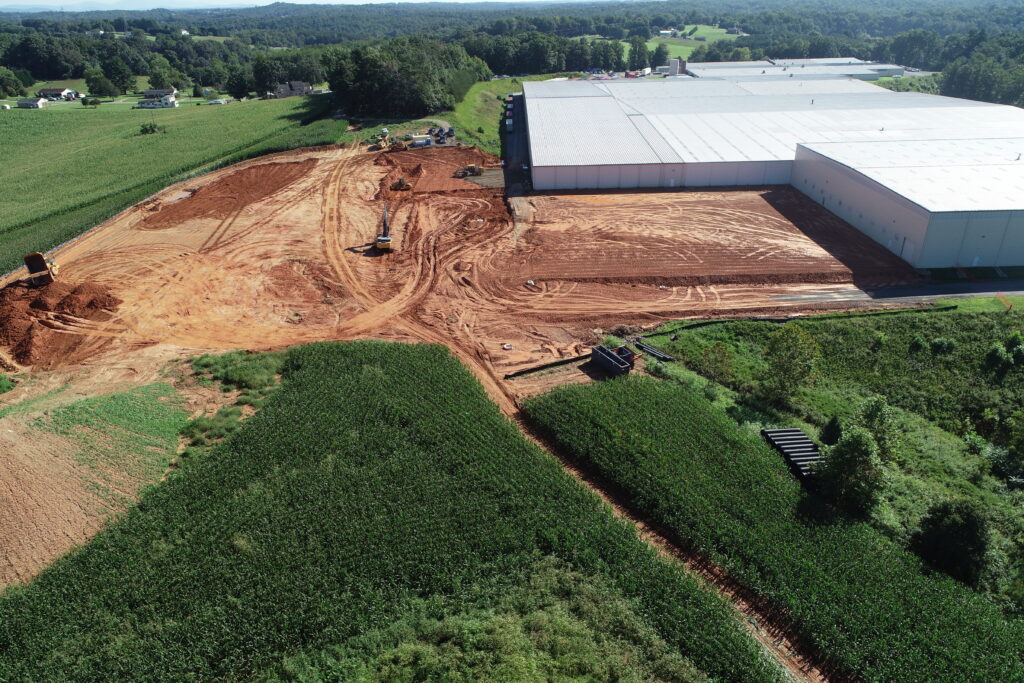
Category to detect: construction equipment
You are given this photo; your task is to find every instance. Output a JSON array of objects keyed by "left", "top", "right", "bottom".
[
  {"left": 456, "top": 164, "right": 484, "bottom": 178},
  {"left": 22, "top": 252, "right": 59, "bottom": 286},
  {"left": 376, "top": 204, "right": 393, "bottom": 251},
  {"left": 389, "top": 141, "right": 408, "bottom": 151},
  {"left": 391, "top": 177, "right": 412, "bottom": 191}
]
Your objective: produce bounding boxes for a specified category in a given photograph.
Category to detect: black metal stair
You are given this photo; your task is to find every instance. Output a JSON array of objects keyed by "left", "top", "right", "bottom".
[{"left": 761, "top": 428, "right": 823, "bottom": 478}]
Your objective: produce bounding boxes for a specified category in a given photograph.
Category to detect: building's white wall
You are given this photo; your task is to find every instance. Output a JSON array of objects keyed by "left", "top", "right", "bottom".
[
  {"left": 792, "top": 146, "right": 930, "bottom": 265},
  {"left": 918, "top": 210, "right": 1024, "bottom": 269},
  {"left": 960, "top": 212, "right": 1010, "bottom": 267},
  {"left": 533, "top": 167, "right": 560, "bottom": 191},
  {"left": 997, "top": 212, "right": 1024, "bottom": 267},
  {"left": 919, "top": 213, "right": 967, "bottom": 267},
  {"left": 527, "top": 160, "right": 791, "bottom": 191}
]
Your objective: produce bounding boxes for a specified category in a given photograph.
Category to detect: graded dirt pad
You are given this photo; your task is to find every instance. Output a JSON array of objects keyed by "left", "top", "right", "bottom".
[
  {"left": 1, "top": 145, "right": 905, "bottom": 402},
  {"left": 0, "top": 281, "right": 122, "bottom": 367},
  {"left": 140, "top": 159, "right": 318, "bottom": 230},
  {"left": 514, "top": 188, "right": 914, "bottom": 288}
]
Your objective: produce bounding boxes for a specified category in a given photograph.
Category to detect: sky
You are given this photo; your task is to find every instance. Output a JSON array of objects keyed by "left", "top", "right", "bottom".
[{"left": 0, "top": 0, "right": 533, "bottom": 10}]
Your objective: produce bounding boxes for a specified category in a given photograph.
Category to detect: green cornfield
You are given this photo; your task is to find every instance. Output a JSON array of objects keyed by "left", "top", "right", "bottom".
[
  {"left": 524, "top": 375, "right": 1024, "bottom": 681},
  {"left": 0, "top": 342, "right": 778, "bottom": 681}
]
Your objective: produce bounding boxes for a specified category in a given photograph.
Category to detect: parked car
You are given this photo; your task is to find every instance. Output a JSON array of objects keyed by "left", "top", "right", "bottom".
[
  {"left": 447, "top": 127, "right": 455, "bottom": 136},
  {"left": 208, "top": 99, "right": 226, "bottom": 105}
]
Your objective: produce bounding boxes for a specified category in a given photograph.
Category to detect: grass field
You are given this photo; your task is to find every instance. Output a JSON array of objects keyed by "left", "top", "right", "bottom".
[
  {"left": 447, "top": 74, "right": 575, "bottom": 155},
  {"left": 35, "top": 383, "right": 188, "bottom": 507},
  {"left": 0, "top": 342, "right": 777, "bottom": 681},
  {"left": 0, "top": 95, "right": 353, "bottom": 274},
  {"left": 620, "top": 25, "right": 740, "bottom": 61},
  {"left": 525, "top": 376, "right": 1024, "bottom": 680}
]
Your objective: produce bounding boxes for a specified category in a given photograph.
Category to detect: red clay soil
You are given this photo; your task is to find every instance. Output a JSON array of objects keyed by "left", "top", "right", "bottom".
[
  {"left": 516, "top": 188, "right": 915, "bottom": 288},
  {"left": 140, "top": 159, "right": 318, "bottom": 229},
  {"left": 377, "top": 146, "right": 500, "bottom": 194},
  {"left": 0, "top": 281, "right": 121, "bottom": 367}
]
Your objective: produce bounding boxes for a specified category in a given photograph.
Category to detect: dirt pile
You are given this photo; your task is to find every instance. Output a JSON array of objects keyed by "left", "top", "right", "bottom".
[
  {"left": 140, "top": 159, "right": 317, "bottom": 230},
  {"left": 377, "top": 146, "right": 500, "bottom": 194},
  {"left": 0, "top": 281, "right": 121, "bottom": 366}
]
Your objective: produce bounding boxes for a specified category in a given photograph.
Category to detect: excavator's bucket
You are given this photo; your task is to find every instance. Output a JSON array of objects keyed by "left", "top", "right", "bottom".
[{"left": 23, "top": 252, "right": 56, "bottom": 286}]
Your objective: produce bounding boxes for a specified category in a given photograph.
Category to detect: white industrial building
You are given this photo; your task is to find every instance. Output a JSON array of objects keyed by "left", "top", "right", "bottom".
[
  {"left": 521, "top": 73, "right": 1024, "bottom": 267},
  {"left": 792, "top": 139, "right": 1024, "bottom": 268}
]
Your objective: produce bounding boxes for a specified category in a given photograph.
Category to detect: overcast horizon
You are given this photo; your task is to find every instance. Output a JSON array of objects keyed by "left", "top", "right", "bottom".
[{"left": 0, "top": 0, "right": 560, "bottom": 11}]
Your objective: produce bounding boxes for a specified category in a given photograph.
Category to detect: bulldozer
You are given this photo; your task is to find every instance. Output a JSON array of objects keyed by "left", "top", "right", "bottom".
[
  {"left": 389, "top": 141, "right": 408, "bottom": 152},
  {"left": 376, "top": 204, "right": 394, "bottom": 251},
  {"left": 391, "top": 177, "right": 412, "bottom": 191},
  {"left": 455, "top": 165, "right": 483, "bottom": 178},
  {"left": 22, "top": 252, "right": 59, "bottom": 286}
]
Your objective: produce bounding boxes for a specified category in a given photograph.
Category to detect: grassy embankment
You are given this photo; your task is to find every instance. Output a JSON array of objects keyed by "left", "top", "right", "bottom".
[
  {"left": 0, "top": 95, "right": 355, "bottom": 274},
  {"left": 0, "top": 342, "right": 779, "bottom": 681},
  {"left": 525, "top": 375, "right": 1024, "bottom": 680}
]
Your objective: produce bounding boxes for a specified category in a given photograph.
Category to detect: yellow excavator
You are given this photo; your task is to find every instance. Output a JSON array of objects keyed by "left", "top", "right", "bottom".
[
  {"left": 456, "top": 164, "right": 483, "bottom": 177},
  {"left": 376, "top": 204, "right": 394, "bottom": 251},
  {"left": 22, "top": 252, "right": 59, "bottom": 286}
]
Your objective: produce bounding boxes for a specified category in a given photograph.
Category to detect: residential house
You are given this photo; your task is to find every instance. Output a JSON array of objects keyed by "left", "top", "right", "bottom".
[
  {"left": 267, "top": 81, "right": 313, "bottom": 99},
  {"left": 143, "top": 88, "right": 178, "bottom": 99},
  {"left": 137, "top": 94, "right": 179, "bottom": 109},
  {"left": 38, "top": 88, "right": 72, "bottom": 99}
]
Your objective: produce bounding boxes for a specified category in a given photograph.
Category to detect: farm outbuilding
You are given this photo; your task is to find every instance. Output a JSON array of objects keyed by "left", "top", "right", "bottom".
[{"left": 520, "top": 71, "right": 1024, "bottom": 266}]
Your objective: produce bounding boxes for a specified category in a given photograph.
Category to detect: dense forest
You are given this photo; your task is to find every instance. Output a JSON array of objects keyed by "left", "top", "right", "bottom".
[{"left": 3, "top": 0, "right": 1024, "bottom": 112}]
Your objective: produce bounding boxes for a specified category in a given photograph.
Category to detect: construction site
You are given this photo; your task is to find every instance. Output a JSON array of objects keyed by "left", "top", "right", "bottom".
[
  {"left": 0, "top": 137, "right": 931, "bottom": 590},
  {"left": 0, "top": 142, "right": 918, "bottom": 402}
]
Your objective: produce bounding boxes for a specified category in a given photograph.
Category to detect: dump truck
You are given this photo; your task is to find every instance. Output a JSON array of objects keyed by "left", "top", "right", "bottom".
[
  {"left": 591, "top": 345, "right": 638, "bottom": 376},
  {"left": 376, "top": 204, "right": 393, "bottom": 251},
  {"left": 22, "top": 252, "right": 59, "bottom": 286}
]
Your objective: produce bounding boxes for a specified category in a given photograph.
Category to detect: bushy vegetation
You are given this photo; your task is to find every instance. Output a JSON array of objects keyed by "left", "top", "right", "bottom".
[
  {"left": 0, "top": 342, "right": 775, "bottom": 681},
  {"left": 650, "top": 311, "right": 1024, "bottom": 605},
  {"left": 524, "top": 375, "right": 1024, "bottom": 680},
  {"left": 654, "top": 312, "right": 1024, "bottom": 443},
  {"left": 323, "top": 37, "right": 492, "bottom": 118},
  {"left": 0, "top": 375, "right": 13, "bottom": 394}
]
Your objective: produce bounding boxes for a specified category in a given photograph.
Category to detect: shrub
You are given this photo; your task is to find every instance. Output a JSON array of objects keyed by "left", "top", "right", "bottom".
[
  {"left": 912, "top": 499, "right": 992, "bottom": 588},
  {"left": 0, "top": 375, "right": 14, "bottom": 394},
  {"left": 820, "top": 415, "right": 842, "bottom": 446},
  {"left": 857, "top": 396, "right": 903, "bottom": 462},
  {"left": 817, "top": 426, "right": 886, "bottom": 517},
  {"left": 759, "top": 324, "right": 819, "bottom": 402},
  {"left": 698, "top": 341, "right": 734, "bottom": 384},
  {"left": 909, "top": 334, "right": 927, "bottom": 352},
  {"left": 988, "top": 342, "right": 1013, "bottom": 368},
  {"left": 930, "top": 337, "right": 956, "bottom": 355}
]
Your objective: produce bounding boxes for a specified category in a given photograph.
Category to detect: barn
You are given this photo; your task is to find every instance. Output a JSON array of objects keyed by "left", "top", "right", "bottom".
[{"left": 521, "top": 73, "right": 1024, "bottom": 267}]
